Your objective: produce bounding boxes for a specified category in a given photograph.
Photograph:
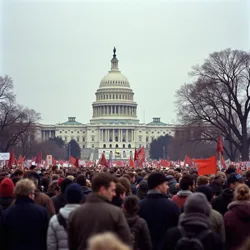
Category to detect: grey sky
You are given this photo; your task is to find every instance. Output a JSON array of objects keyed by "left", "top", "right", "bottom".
[{"left": 1, "top": 0, "right": 249, "bottom": 125}]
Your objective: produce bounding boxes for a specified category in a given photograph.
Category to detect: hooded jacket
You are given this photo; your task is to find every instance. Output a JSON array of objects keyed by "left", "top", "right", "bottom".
[
  {"left": 172, "top": 190, "right": 192, "bottom": 209},
  {"left": 47, "top": 204, "right": 80, "bottom": 250},
  {"left": 224, "top": 201, "right": 250, "bottom": 250}
]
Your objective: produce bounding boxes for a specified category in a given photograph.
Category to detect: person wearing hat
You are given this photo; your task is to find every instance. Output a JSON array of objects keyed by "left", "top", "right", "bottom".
[
  {"left": 211, "top": 172, "right": 243, "bottom": 216},
  {"left": 0, "top": 178, "right": 15, "bottom": 213},
  {"left": 160, "top": 193, "right": 223, "bottom": 250},
  {"left": 138, "top": 172, "right": 179, "bottom": 250},
  {"left": 47, "top": 183, "right": 83, "bottom": 250}
]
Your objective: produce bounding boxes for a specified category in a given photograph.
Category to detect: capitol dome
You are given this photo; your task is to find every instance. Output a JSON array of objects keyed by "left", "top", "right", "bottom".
[{"left": 90, "top": 47, "right": 139, "bottom": 124}]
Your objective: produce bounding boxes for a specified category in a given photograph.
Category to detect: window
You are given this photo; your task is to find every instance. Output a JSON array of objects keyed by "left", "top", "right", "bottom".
[
  {"left": 116, "top": 144, "right": 119, "bottom": 148},
  {"left": 92, "top": 136, "right": 95, "bottom": 142},
  {"left": 92, "top": 130, "right": 94, "bottom": 133},
  {"left": 71, "top": 136, "right": 74, "bottom": 139},
  {"left": 110, "top": 144, "right": 112, "bottom": 148},
  {"left": 83, "top": 145, "right": 85, "bottom": 148},
  {"left": 128, "top": 144, "right": 131, "bottom": 149},
  {"left": 138, "top": 136, "right": 142, "bottom": 142},
  {"left": 83, "top": 137, "right": 85, "bottom": 142},
  {"left": 65, "top": 131, "right": 67, "bottom": 134},
  {"left": 77, "top": 131, "right": 79, "bottom": 133},
  {"left": 77, "top": 137, "right": 79, "bottom": 142},
  {"left": 71, "top": 131, "right": 73, "bottom": 134},
  {"left": 139, "top": 144, "right": 141, "bottom": 148},
  {"left": 123, "top": 144, "right": 125, "bottom": 148},
  {"left": 65, "top": 136, "right": 68, "bottom": 142},
  {"left": 60, "top": 131, "right": 62, "bottom": 133},
  {"left": 103, "top": 144, "right": 106, "bottom": 148},
  {"left": 146, "top": 136, "right": 148, "bottom": 142},
  {"left": 116, "top": 95, "right": 118, "bottom": 99},
  {"left": 92, "top": 144, "right": 94, "bottom": 148}
]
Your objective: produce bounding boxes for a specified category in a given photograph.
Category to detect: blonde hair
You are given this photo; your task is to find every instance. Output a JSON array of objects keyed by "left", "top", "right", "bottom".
[
  {"left": 14, "top": 179, "right": 35, "bottom": 197},
  {"left": 234, "top": 184, "right": 250, "bottom": 201},
  {"left": 88, "top": 232, "right": 130, "bottom": 250}
]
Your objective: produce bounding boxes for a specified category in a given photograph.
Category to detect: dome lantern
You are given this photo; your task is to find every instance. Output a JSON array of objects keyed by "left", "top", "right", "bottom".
[{"left": 111, "top": 46, "right": 119, "bottom": 71}]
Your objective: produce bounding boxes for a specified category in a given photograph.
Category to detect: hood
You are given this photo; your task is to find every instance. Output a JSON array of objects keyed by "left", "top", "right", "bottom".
[
  {"left": 82, "top": 186, "right": 92, "bottom": 195},
  {"left": 0, "top": 178, "right": 14, "bottom": 198},
  {"left": 59, "top": 204, "right": 80, "bottom": 219},
  {"left": 222, "top": 188, "right": 234, "bottom": 199},
  {"left": 125, "top": 214, "right": 139, "bottom": 227},
  {"left": 177, "top": 190, "right": 193, "bottom": 197},
  {"left": 168, "top": 177, "right": 177, "bottom": 186},
  {"left": 228, "top": 201, "right": 250, "bottom": 220}
]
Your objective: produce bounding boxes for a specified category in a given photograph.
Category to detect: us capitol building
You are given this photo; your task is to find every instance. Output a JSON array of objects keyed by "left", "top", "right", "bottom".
[{"left": 36, "top": 48, "right": 178, "bottom": 160}]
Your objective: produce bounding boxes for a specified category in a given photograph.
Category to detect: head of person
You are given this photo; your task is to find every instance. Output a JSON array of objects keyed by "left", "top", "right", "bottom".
[
  {"left": 184, "top": 192, "right": 211, "bottom": 217},
  {"left": 27, "top": 171, "right": 40, "bottom": 188},
  {"left": 118, "top": 177, "right": 131, "bottom": 196},
  {"left": 227, "top": 173, "right": 244, "bottom": 190},
  {"left": 123, "top": 195, "right": 140, "bottom": 216},
  {"left": 127, "top": 172, "right": 136, "bottom": 183},
  {"left": 0, "top": 178, "right": 15, "bottom": 198},
  {"left": 13, "top": 169, "right": 24, "bottom": 178},
  {"left": 115, "top": 183, "right": 127, "bottom": 200},
  {"left": 147, "top": 172, "right": 168, "bottom": 194},
  {"left": 195, "top": 185, "right": 213, "bottom": 203},
  {"left": 61, "top": 178, "right": 73, "bottom": 194},
  {"left": 76, "top": 174, "right": 87, "bottom": 187},
  {"left": 14, "top": 179, "right": 36, "bottom": 200},
  {"left": 65, "top": 183, "right": 83, "bottom": 204},
  {"left": 234, "top": 184, "right": 250, "bottom": 201},
  {"left": 180, "top": 175, "right": 195, "bottom": 191},
  {"left": 91, "top": 173, "right": 117, "bottom": 201},
  {"left": 197, "top": 176, "right": 209, "bottom": 187}
]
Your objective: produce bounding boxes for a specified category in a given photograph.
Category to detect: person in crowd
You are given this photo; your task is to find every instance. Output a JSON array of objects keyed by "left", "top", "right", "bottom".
[
  {"left": 224, "top": 184, "right": 250, "bottom": 250},
  {"left": 112, "top": 182, "right": 127, "bottom": 207},
  {"left": 123, "top": 195, "right": 152, "bottom": 250},
  {"left": 76, "top": 174, "right": 92, "bottom": 195},
  {"left": 119, "top": 177, "right": 132, "bottom": 196},
  {"left": 195, "top": 185, "right": 225, "bottom": 242},
  {"left": 210, "top": 175, "right": 223, "bottom": 197},
  {"left": 0, "top": 179, "right": 49, "bottom": 250},
  {"left": 197, "top": 175, "right": 209, "bottom": 186},
  {"left": 47, "top": 180, "right": 60, "bottom": 198},
  {"left": 136, "top": 179, "right": 148, "bottom": 200},
  {"left": 172, "top": 175, "right": 194, "bottom": 209},
  {"left": 160, "top": 193, "right": 223, "bottom": 250},
  {"left": 47, "top": 183, "right": 83, "bottom": 250},
  {"left": 212, "top": 172, "right": 243, "bottom": 215},
  {"left": 127, "top": 172, "right": 137, "bottom": 195},
  {"left": 88, "top": 232, "right": 130, "bottom": 250},
  {"left": 245, "top": 170, "right": 250, "bottom": 188},
  {"left": 139, "top": 172, "right": 180, "bottom": 250},
  {"left": 52, "top": 178, "right": 72, "bottom": 213},
  {"left": 0, "top": 178, "right": 15, "bottom": 213},
  {"left": 166, "top": 173, "right": 177, "bottom": 195},
  {"left": 12, "top": 169, "right": 24, "bottom": 179},
  {"left": 68, "top": 173, "right": 131, "bottom": 250}
]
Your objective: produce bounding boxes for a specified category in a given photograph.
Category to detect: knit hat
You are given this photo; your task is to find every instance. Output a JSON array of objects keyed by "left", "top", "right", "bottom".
[
  {"left": 195, "top": 185, "right": 213, "bottom": 202},
  {"left": 58, "top": 178, "right": 64, "bottom": 187},
  {"left": 65, "top": 183, "right": 83, "bottom": 204},
  {"left": 0, "top": 178, "right": 15, "bottom": 198},
  {"left": 147, "top": 173, "right": 168, "bottom": 190},
  {"left": 138, "top": 180, "right": 148, "bottom": 191},
  {"left": 184, "top": 193, "right": 211, "bottom": 217}
]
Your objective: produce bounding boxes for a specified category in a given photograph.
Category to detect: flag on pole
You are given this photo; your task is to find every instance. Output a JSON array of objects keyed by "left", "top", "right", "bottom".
[
  {"left": 194, "top": 156, "right": 217, "bottom": 175},
  {"left": 35, "top": 152, "right": 42, "bottom": 164},
  {"left": 129, "top": 156, "right": 135, "bottom": 168},
  {"left": 99, "top": 153, "right": 108, "bottom": 167},
  {"left": 183, "top": 155, "right": 194, "bottom": 167},
  {"left": 216, "top": 136, "right": 224, "bottom": 155},
  {"left": 8, "top": 148, "right": 15, "bottom": 168}
]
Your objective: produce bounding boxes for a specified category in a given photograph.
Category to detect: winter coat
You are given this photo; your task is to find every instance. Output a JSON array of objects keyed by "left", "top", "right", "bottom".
[
  {"left": 0, "top": 197, "right": 14, "bottom": 210},
  {"left": 68, "top": 193, "right": 131, "bottom": 250},
  {"left": 160, "top": 213, "right": 223, "bottom": 250},
  {"left": 167, "top": 176, "right": 177, "bottom": 195},
  {"left": 172, "top": 190, "right": 192, "bottom": 209},
  {"left": 224, "top": 201, "right": 250, "bottom": 250},
  {"left": 0, "top": 196, "right": 49, "bottom": 250},
  {"left": 47, "top": 204, "right": 80, "bottom": 250},
  {"left": 211, "top": 188, "right": 234, "bottom": 215},
  {"left": 125, "top": 214, "right": 152, "bottom": 250},
  {"left": 138, "top": 191, "right": 180, "bottom": 250},
  {"left": 52, "top": 193, "right": 67, "bottom": 213},
  {"left": 210, "top": 182, "right": 223, "bottom": 196},
  {"left": 112, "top": 195, "right": 124, "bottom": 207},
  {"left": 136, "top": 180, "right": 148, "bottom": 200},
  {"left": 35, "top": 190, "right": 56, "bottom": 217}
]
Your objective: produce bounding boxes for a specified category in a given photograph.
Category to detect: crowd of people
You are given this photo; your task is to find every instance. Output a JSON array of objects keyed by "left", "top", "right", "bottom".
[{"left": 0, "top": 164, "right": 250, "bottom": 250}]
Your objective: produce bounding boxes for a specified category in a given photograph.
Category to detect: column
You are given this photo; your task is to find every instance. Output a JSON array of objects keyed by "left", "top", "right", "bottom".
[
  {"left": 49, "top": 130, "right": 52, "bottom": 139},
  {"left": 126, "top": 129, "right": 128, "bottom": 142}
]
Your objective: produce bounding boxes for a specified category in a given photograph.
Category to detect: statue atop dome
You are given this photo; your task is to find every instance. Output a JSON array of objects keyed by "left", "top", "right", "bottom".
[{"left": 113, "top": 47, "right": 116, "bottom": 58}]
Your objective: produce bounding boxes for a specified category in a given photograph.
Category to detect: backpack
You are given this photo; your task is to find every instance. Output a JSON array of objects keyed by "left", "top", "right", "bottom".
[
  {"left": 175, "top": 226, "right": 212, "bottom": 250},
  {"left": 57, "top": 213, "right": 68, "bottom": 232},
  {"left": 130, "top": 218, "right": 142, "bottom": 250}
]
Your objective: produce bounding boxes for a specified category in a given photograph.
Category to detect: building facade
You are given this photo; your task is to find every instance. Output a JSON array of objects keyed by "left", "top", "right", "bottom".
[{"left": 37, "top": 48, "right": 177, "bottom": 160}]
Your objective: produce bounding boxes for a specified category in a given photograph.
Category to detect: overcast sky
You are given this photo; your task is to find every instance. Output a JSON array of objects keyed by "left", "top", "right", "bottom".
[{"left": 1, "top": 0, "right": 249, "bottom": 125}]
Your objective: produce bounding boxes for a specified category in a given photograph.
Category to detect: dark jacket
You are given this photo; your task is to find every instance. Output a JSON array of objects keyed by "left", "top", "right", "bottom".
[
  {"left": 160, "top": 213, "right": 223, "bottom": 250},
  {"left": 131, "top": 183, "right": 137, "bottom": 195},
  {"left": 68, "top": 193, "right": 131, "bottom": 250},
  {"left": 52, "top": 193, "right": 67, "bottom": 213},
  {"left": 211, "top": 188, "right": 234, "bottom": 215},
  {"left": 0, "top": 196, "right": 49, "bottom": 250},
  {"left": 138, "top": 192, "right": 180, "bottom": 250},
  {"left": 210, "top": 182, "right": 223, "bottom": 196},
  {"left": 0, "top": 197, "right": 14, "bottom": 210},
  {"left": 125, "top": 214, "right": 152, "bottom": 250},
  {"left": 112, "top": 195, "right": 124, "bottom": 207},
  {"left": 224, "top": 201, "right": 250, "bottom": 250}
]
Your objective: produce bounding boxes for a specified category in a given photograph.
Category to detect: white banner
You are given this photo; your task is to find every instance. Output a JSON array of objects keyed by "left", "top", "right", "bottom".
[
  {"left": 46, "top": 155, "right": 53, "bottom": 165},
  {"left": 0, "top": 153, "right": 10, "bottom": 161}
]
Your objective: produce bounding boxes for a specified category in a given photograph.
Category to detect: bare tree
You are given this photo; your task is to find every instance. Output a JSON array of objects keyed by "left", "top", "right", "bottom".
[
  {"left": 176, "top": 49, "right": 250, "bottom": 160},
  {"left": 0, "top": 75, "right": 40, "bottom": 152}
]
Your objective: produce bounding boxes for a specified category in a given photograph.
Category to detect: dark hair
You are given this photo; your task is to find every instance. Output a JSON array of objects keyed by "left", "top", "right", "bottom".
[
  {"left": 91, "top": 173, "right": 117, "bottom": 192},
  {"left": 124, "top": 195, "right": 140, "bottom": 215},
  {"left": 13, "top": 169, "right": 23, "bottom": 177},
  {"left": 11, "top": 177, "right": 21, "bottom": 186},
  {"left": 180, "top": 175, "right": 194, "bottom": 190},
  {"left": 61, "top": 178, "right": 73, "bottom": 194},
  {"left": 115, "top": 183, "right": 126, "bottom": 196},
  {"left": 76, "top": 175, "right": 87, "bottom": 186},
  {"left": 127, "top": 172, "right": 135, "bottom": 179}
]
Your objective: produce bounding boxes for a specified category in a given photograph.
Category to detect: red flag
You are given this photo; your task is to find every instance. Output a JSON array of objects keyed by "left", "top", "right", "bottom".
[
  {"left": 35, "top": 152, "right": 42, "bottom": 164},
  {"left": 183, "top": 155, "right": 194, "bottom": 167},
  {"left": 99, "top": 153, "right": 108, "bottom": 167},
  {"left": 8, "top": 148, "right": 15, "bottom": 168},
  {"left": 216, "top": 136, "right": 224, "bottom": 155},
  {"left": 129, "top": 156, "right": 135, "bottom": 168},
  {"left": 194, "top": 156, "right": 217, "bottom": 176},
  {"left": 52, "top": 157, "right": 56, "bottom": 165},
  {"left": 160, "top": 159, "right": 169, "bottom": 167},
  {"left": 137, "top": 146, "right": 145, "bottom": 167},
  {"left": 17, "top": 155, "right": 25, "bottom": 164},
  {"left": 75, "top": 157, "right": 79, "bottom": 168},
  {"left": 69, "top": 156, "right": 76, "bottom": 165},
  {"left": 221, "top": 155, "right": 227, "bottom": 169},
  {"left": 134, "top": 148, "right": 139, "bottom": 161}
]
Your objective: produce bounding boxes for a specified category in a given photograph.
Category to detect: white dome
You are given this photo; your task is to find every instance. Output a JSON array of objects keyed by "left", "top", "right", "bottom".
[{"left": 99, "top": 71, "right": 130, "bottom": 88}]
